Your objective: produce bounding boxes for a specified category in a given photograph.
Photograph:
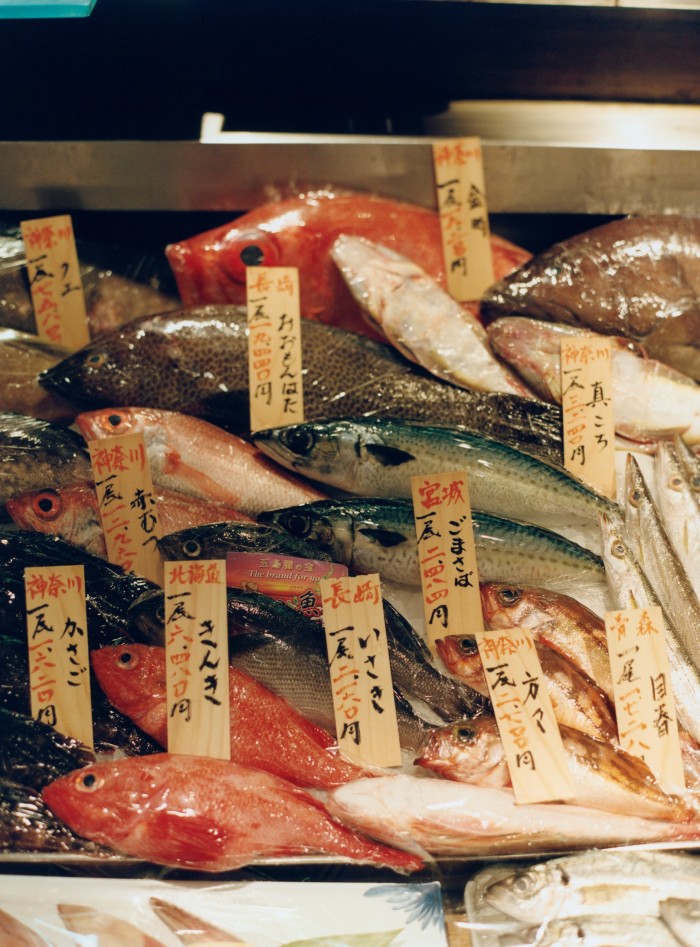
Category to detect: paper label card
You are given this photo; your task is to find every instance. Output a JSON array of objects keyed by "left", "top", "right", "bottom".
[
  {"left": 561, "top": 336, "right": 617, "bottom": 499},
  {"left": 411, "top": 471, "right": 484, "bottom": 654},
  {"left": 433, "top": 137, "right": 494, "bottom": 302},
  {"left": 21, "top": 214, "right": 90, "bottom": 350},
  {"left": 164, "top": 560, "right": 231, "bottom": 760},
  {"left": 477, "top": 627, "right": 575, "bottom": 805},
  {"left": 246, "top": 266, "right": 304, "bottom": 433},
  {"left": 88, "top": 432, "right": 163, "bottom": 585},
  {"left": 24, "top": 565, "right": 93, "bottom": 749},
  {"left": 605, "top": 606, "right": 685, "bottom": 791},
  {"left": 320, "top": 574, "right": 402, "bottom": 769}
]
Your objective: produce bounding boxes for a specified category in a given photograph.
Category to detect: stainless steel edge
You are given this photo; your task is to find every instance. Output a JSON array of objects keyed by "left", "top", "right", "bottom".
[{"left": 1, "top": 138, "right": 699, "bottom": 215}]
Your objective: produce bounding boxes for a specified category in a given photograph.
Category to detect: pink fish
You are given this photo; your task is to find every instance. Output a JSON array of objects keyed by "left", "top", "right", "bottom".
[{"left": 42, "top": 753, "right": 424, "bottom": 873}]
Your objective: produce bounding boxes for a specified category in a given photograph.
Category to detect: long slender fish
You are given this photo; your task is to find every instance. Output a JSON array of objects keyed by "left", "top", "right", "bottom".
[
  {"left": 515, "top": 914, "right": 684, "bottom": 947},
  {"left": 655, "top": 438, "right": 700, "bottom": 599},
  {"left": 38, "top": 306, "right": 565, "bottom": 464},
  {"left": 57, "top": 904, "right": 168, "bottom": 947},
  {"left": 0, "top": 907, "right": 51, "bottom": 947}
]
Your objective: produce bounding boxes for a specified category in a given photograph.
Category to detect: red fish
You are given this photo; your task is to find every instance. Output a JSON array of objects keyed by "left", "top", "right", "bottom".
[
  {"left": 166, "top": 190, "right": 531, "bottom": 338},
  {"left": 91, "top": 643, "right": 371, "bottom": 790},
  {"left": 42, "top": 752, "right": 424, "bottom": 872}
]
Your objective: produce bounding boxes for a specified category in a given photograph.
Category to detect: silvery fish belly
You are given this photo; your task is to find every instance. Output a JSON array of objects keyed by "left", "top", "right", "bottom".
[{"left": 655, "top": 438, "right": 700, "bottom": 600}]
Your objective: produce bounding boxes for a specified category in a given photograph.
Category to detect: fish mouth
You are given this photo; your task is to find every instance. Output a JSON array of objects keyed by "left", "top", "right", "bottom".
[{"left": 38, "top": 363, "right": 95, "bottom": 406}]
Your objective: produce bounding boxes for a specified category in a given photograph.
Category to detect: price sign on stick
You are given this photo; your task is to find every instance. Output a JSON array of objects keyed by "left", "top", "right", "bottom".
[
  {"left": 21, "top": 215, "right": 90, "bottom": 351},
  {"left": 246, "top": 266, "right": 304, "bottom": 433},
  {"left": 24, "top": 565, "right": 93, "bottom": 749},
  {"left": 164, "top": 560, "right": 231, "bottom": 760}
]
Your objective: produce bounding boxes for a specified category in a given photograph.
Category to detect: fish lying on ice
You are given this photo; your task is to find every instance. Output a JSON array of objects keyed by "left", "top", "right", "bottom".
[
  {"left": 57, "top": 903, "right": 168, "bottom": 947},
  {"left": 331, "top": 234, "right": 534, "bottom": 398},
  {"left": 481, "top": 214, "right": 700, "bottom": 380},
  {"left": 165, "top": 189, "right": 530, "bottom": 339},
  {"left": 42, "top": 753, "right": 425, "bottom": 872},
  {"left": 37, "top": 307, "right": 565, "bottom": 465}
]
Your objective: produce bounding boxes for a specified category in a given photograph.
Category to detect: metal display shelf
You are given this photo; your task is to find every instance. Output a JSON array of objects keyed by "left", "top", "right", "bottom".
[{"left": 1, "top": 132, "right": 699, "bottom": 217}]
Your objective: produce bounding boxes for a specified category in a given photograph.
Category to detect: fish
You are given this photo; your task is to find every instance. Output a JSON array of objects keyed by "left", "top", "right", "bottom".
[
  {"left": 57, "top": 903, "right": 168, "bottom": 946},
  {"left": 158, "top": 520, "right": 333, "bottom": 563},
  {"left": 327, "top": 775, "right": 700, "bottom": 858},
  {"left": 675, "top": 432, "right": 700, "bottom": 487},
  {"left": 252, "top": 418, "right": 615, "bottom": 542},
  {"left": 330, "top": 235, "right": 534, "bottom": 398},
  {"left": 149, "top": 898, "right": 250, "bottom": 945},
  {"left": 599, "top": 508, "right": 700, "bottom": 748},
  {"left": 482, "top": 849, "right": 700, "bottom": 923},
  {"left": 480, "top": 214, "right": 700, "bottom": 380},
  {"left": 165, "top": 189, "right": 530, "bottom": 339},
  {"left": 436, "top": 634, "right": 616, "bottom": 742},
  {"left": 486, "top": 316, "right": 700, "bottom": 445},
  {"left": 283, "top": 937, "right": 402, "bottom": 947},
  {"left": 415, "top": 716, "right": 696, "bottom": 822},
  {"left": 75, "top": 406, "right": 327, "bottom": 516},
  {"left": 0, "top": 412, "right": 91, "bottom": 510},
  {"left": 258, "top": 498, "right": 606, "bottom": 592},
  {"left": 0, "top": 707, "right": 95, "bottom": 790},
  {"left": 0, "top": 778, "right": 100, "bottom": 854},
  {"left": 655, "top": 438, "right": 700, "bottom": 599},
  {"left": 128, "top": 587, "right": 456, "bottom": 749},
  {"left": 0, "top": 906, "right": 51, "bottom": 946},
  {"left": 514, "top": 914, "right": 684, "bottom": 947},
  {"left": 659, "top": 897, "right": 700, "bottom": 947},
  {"left": 0, "top": 329, "right": 75, "bottom": 422},
  {"left": 92, "top": 643, "right": 373, "bottom": 789},
  {"left": 42, "top": 753, "right": 425, "bottom": 872},
  {"left": 6, "top": 480, "right": 252, "bottom": 559},
  {"left": 38, "top": 307, "right": 565, "bottom": 466}
]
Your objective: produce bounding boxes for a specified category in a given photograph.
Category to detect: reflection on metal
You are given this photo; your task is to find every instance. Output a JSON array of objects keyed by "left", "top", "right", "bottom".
[
  {"left": 0, "top": 132, "right": 699, "bottom": 216},
  {"left": 438, "top": 0, "right": 700, "bottom": 7}
]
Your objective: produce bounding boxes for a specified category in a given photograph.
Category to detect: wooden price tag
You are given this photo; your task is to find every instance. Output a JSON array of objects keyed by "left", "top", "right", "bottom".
[
  {"left": 605, "top": 606, "right": 685, "bottom": 791},
  {"left": 477, "top": 627, "right": 575, "bottom": 804},
  {"left": 432, "top": 137, "right": 495, "bottom": 302},
  {"left": 164, "top": 560, "right": 231, "bottom": 760},
  {"left": 411, "top": 471, "right": 484, "bottom": 655},
  {"left": 20, "top": 215, "right": 90, "bottom": 351},
  {"left": 246, "top": 266, "right": 304, "bottom": 433},
  {"left": 24, "top": 565, "right": 93, "bottom": 749},
  {"left": 561, "top": 336, "right": 616, "bottom": 499},
  {"left": 87, "top": 432, "right": 163, "bottom": 585},
  {"left": 320, "top": 574, "right": 402, "bottom": 769}
]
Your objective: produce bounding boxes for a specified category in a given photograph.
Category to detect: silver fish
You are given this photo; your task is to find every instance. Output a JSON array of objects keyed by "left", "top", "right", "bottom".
[
  {"left": 659, "top": 897, "right": 700, "bottom": 947},
  {"left": 516, "top": 914, "right": 684, "bottom": 947},
  {"left": 655, "top": 438, "right": 700, "bottom": 600}
]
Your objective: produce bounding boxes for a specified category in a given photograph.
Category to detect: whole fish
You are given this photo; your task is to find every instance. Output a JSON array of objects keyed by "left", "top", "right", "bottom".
[
  {"left": 6, "top": 480, "right": 252, "bottom": 559},
  {"left": 92, "top": 643, "right": 372, "bottom": 789},
  {"left": 258, "top": 498, "right": 606, "bottom": 591},
  {"left": 42, "top": 753, "right": 425, "bottom": 872},
  {"left": 327, "top": 775, "right": 700, "bottom": 858},
  {"left": 0, "top": 707, "right": 95, "bottom": 790},
  {"left": 75, "top": 406, "right": 326, "bottom": 516},
  {"left": 149, "top": 898, "right": 249, "bottom": 946},
  {"left": 128, "top": 587, "right": 463, "bottom": 747},
  {"left": 0, "top": 778, "right": 99, "bottom": 854},
  {"left": 659, "top": 897, "right": 700, "bottom": 947},
  {"left": 0, "top": 412, "right": 91, "bottom": 509},
  {"left": 0, "top": 329, "right": 75, "bottom": 422},
  {"left": 482, "top": 849, "right": 700, "bottom": 923},
  {"left": 600, "top": 508, "right": 700, "bottom": 747},
  {"left": 38, "top": 307, "right": 565, "bottom": 465},
  {"left": 252, "top": 418, "right": 615, "bottom": 539},
  {"left": 515, "top": 914, "right": 683, "bottom": 947},
  {"left": 0, "top": 907, "right": 51, "bottom": 947},
  {"left": 158, "top": 520, "right": 332, "bottom": 563},
  {"left": 416, "top": 716, "right": 695, "bottom": 822},
  {"left": 436, "top": 634, "right": 616, "bottom": 742},
  {"left": 655, "top": 438, "right": 700, "bottom": 599},
  {"left": 481, "top": 214, "right": 700, "bottom": 380},
  {"left": 486, "top": 316, "right": 700, "bottom": 444},
  {"left": 165, "top": 190, "right": 530, "bottom": 339},
  {"left": 57, "top": 904, "right": 168, "bottom": 947},
  {"left": 331, "top": 234, "right": 534, "bottom": 398}
]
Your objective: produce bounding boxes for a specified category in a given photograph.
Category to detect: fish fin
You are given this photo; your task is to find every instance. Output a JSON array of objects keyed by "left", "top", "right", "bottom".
[
  {"left": 142, "top": 810, "right": 237, "bottom": 867},
  {"left": 357, "top": 527, "right": 408, "bottom": 548},
  {"left": 164, "top": 450, "right": 243, "bottom": 506},
  {"left": 364, "top": 444, "right": 416, "bottom": 467}
]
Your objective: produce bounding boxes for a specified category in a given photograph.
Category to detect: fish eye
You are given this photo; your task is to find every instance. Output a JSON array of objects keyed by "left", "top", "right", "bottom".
[
  {"left": 611, "top": 539, "right": 627, "bottom": 559},
  {"left": 281, "top": 426, "right": 316, "bottom": 456},
  {"left": 31, "top": 490, "right": 61, "bottom": 520},
  {"left": 628, "top": 488, "right": 642, "bottom": 507},
  {"left": 222, "top": 229, "right": 282, "bottom": 282},
  {"left": 453, "top": 724, "right": 475, "bottom": 742},
  {"left": 669, "top": 475, "right": 684, "bottom": 491},
  {"left": 76, "top": 771, "right": 104, "bottom": 792},
  {"left": 690, "top": 475, "right": 700, "bottom": 492},
  {"left": 106, "top": 413, "right": 124, "bottom": 429},
  {"left": 182, "top": 539, "right": 201, "bottom": 558},
  {"left": 497, "top": 586, "right": 521, "bottom": 607},
  {"left": 284, "top": 513, "right": 311, "bottom": 537},
  {"left": 509, "top": 873, "right": 534, "bottom": 895},
  {"left": 156, "top": 605, "right": 166, "bottom": 623},
  {"left": 457, "top": 637, "right": 478, "bottom": 656},
  {"left": 116, "top": 650, "right": 138, "bottom": 669},
  {"left": 85, "top": 352, "right": 107, "bottom": 369}
]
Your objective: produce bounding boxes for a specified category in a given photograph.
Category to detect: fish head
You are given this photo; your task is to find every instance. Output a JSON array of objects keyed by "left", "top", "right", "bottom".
[
  {"left": 483, "top": 863, "right": 566, "bottom": 923},
  {"left": 415, "top": 717, "right": 502, "bottom": 780},
  {"left": 257, "top": 502, "right": 352, "bottom": 564},
  {"left": 91, "top": 644, "right": 166, "bottom": 722},
  {"left": 42, "top": 754, "right": 171, "bottom": 847},
  {"left": 479, "top": 583, "right": 537, "bottom": 629},
  {"left": 434, "top": 634, "right": 484, "bottom": 687},
  {"left": 6, "top": 486, "right": 71, "bottom": 533},
  {"left": 75, "top": 406, "right": 155, "bottom": 443},
  {"left": 128, "top": 589, "right": 166, "bottom": 645},
  {"left": 253, "top": 421, "right": 360, "bottom": 488}
]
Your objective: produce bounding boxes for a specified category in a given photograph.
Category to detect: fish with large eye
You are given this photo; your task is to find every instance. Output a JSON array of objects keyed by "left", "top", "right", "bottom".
[
  {"left": 496, "top": 586, "right": 522, "bottom": 607},
  {"left": 221, "top": 229, "right": 282, "bottom": 282},
  {"left": 280, "top": 425, "right": 317, "bottom": 457}
]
